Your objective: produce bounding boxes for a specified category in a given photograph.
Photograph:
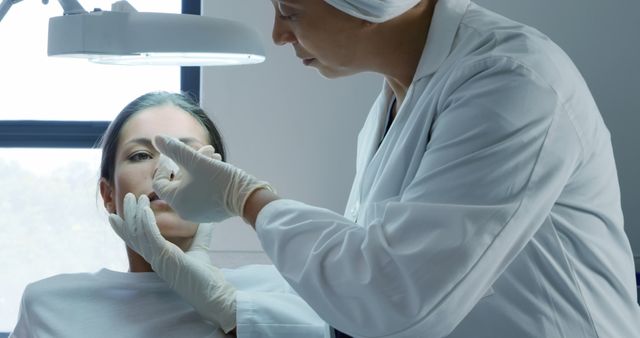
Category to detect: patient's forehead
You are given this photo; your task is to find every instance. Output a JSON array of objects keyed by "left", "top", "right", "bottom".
[{"left": 119, "top": 105, "right": 210, "bottom": 148}]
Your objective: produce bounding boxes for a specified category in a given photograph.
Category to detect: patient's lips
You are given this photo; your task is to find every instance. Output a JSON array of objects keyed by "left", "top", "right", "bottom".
[
  {"left": 148, "top": 191, "right": 159, "bottom": 202},
  {"left": 147, "top": 192, "right": 170, "bottom": 210}
]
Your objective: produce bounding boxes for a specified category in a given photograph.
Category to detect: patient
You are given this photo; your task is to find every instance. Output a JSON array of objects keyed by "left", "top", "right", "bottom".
[{"left": 10, "top": 92, "right": 325, "bottom": 338}]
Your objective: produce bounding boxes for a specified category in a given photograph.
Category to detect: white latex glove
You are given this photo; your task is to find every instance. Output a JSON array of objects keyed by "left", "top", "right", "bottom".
[
  {"left": 154, "top": 148, "right": 216, "bottom": 265},
  {"left": 109, "top": 193, "right": 237, "bottom": 333},
  {"left": 153, "top": 135, "right": 273, "bottom": 223},
  {"left": 185, "top": 222, "right": 215, "bottom": 264}
]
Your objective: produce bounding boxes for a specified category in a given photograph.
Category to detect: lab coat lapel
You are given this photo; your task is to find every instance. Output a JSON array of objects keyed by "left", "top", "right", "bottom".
[
  {"left": 415, "top": 0, "right": 470, "bottom": 81},
  {"left": 344, "top": 0, "right": 471, "bottom": 222},
  {"left": 344, "top": 85, "right": 393, "bottom": 221}
]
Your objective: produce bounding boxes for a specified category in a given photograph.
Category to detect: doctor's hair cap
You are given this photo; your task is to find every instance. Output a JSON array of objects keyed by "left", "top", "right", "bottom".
[{"left": 324, "top": 0, "right": 421, "bottom": 23}]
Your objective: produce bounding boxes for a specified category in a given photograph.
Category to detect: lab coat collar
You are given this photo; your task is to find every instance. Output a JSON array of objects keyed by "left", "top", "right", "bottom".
[{"left": 414, "top": 0, "right": 471, "bottom": 80}]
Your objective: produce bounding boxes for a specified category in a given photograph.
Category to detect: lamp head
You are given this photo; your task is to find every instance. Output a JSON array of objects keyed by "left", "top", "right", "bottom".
[{"left": 47, "top": 2, "right": 266, "bottom": 66}]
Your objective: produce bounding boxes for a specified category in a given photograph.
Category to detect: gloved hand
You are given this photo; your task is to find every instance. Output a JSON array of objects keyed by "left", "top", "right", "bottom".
[
  {"left": 185, "top": 222, "right": 214, "bottom": 264},
  {"left": 109, "top": 193, "right": 237, "bottom": 333},
  {"left": 154, "top": 149, "right": 216, "bottom": 265},
  {"left": 153, "top": 135, "right": 274, "bottom": 223}
]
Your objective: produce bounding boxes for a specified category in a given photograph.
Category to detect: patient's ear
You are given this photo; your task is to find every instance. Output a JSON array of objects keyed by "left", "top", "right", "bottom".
[{"left": 99, "top": 178, "right": 116, "bottom": 214}]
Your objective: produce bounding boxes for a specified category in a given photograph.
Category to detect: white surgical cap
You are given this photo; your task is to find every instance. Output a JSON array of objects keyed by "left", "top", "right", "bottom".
[{"left": 324, "top": 0, "right": 421, "bottom": 23}]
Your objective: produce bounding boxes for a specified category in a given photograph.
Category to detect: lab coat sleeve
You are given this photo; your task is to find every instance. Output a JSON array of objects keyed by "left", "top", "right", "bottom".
[
  {"left": 222, "top": 265, "right": 328, "bottom": 338},
  {"left": 235, "top": 291, "right": 327, "bottom": 338},
  {"left": 256, "top": 57, "right": 583, "bottom": 338}
]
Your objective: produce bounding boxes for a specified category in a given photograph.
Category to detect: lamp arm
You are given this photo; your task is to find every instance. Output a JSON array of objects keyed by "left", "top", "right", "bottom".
[
  {"left": 56, "top": 0, "right": 85, "bottom": 15},
  {"left": 0, "top": 0, "right": 22, "bottom": 23},
  {"left": 1, "top": 0, "right": 86, "bottom": 24}
]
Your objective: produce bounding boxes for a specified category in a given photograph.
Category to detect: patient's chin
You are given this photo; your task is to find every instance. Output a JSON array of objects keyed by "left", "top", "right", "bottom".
[{"left": 154, "top": 211, "right": 198, "bottom": 239}]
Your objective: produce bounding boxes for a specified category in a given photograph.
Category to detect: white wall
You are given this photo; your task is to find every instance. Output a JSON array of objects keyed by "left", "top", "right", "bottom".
[
  {"left": 201, "top": 0, "right": 640, "bottom": 267},
  {"left": 201, "top": 0, "right": 381, "bottom": 267}
]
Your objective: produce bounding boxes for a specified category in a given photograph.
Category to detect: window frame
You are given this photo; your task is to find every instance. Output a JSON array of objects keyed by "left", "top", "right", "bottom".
[{"left": 0, "top": 0, "right": 201, "bottom": 149}]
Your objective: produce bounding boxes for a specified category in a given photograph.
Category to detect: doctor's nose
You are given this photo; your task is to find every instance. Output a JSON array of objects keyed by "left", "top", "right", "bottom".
[{"left": 272, "top": 18, "right": 297, "bottom": 46}]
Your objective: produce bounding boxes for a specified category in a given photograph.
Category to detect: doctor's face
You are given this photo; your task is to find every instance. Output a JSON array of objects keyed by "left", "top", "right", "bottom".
[
  {"left": 270, "top": 0, "right": 371, "bottom": 78},
  {"left": 100, "top": 105, "right": 210, "bottom": 240}
]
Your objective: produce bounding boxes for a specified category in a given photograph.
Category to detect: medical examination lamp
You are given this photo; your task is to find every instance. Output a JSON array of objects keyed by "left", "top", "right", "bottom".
[{"left": 1, "top": 0, "right": 266, "bottom": 66}]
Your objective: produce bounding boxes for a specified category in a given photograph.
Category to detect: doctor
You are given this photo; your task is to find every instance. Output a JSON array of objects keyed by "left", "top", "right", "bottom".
[{"left": 110, "top": 0, "right": 640, "bottom": 337}]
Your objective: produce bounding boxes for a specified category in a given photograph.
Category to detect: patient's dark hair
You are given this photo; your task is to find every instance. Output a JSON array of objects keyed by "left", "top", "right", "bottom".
[{"left": 97, "top": 91, "right": 226, "bottom": 183}]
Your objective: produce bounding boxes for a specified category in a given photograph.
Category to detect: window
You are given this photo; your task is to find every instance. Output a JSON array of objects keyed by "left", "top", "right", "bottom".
[{"left": 0, "top": 0, "right": 199, "bottom": 331}]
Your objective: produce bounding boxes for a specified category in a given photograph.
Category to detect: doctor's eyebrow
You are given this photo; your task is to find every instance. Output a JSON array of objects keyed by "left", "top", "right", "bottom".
[{"left": 273, "top": 0, "right": 304, "bottom": 9}]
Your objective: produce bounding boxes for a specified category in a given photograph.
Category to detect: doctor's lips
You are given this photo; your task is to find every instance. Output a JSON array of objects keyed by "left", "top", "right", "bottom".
[{"left": 297, "top": 54, "right": 315, "bottom": 66}]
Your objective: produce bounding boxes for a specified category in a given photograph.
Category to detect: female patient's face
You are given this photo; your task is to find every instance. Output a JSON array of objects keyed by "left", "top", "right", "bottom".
[{"left": 101, "top": 105, "right": 210, "bottom": 239}]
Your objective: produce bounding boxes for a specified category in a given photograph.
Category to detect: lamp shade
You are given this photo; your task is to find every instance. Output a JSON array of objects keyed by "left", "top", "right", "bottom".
[{"left": 47, "top": 9, "right": 266, "bottom": 66}]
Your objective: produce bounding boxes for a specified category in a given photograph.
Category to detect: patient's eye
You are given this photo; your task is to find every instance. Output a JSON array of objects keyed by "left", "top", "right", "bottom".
[{"left": 128, "top": 152, "right": 153, "bottom": 162}]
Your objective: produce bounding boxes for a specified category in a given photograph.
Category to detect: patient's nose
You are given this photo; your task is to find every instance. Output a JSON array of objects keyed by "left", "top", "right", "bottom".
[{"left": 153, "top": 154, "right": 179, "bottom": 181}]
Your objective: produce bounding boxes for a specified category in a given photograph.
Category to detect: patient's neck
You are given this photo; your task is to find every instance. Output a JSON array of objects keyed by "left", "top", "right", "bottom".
[{"left": 126, "top": 247, "right": 153, "bottom": 272}]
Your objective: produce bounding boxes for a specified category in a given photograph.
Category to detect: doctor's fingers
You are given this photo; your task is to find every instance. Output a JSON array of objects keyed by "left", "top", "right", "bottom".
[
  {"left": 186, "top": 223, "right": 214, "bottom": 263},
  {"left": 108, "top": 211, "right": 145, "bottom": 255},
  {"left": 189, "top": 223, "right": 214, "bottom": 251},
  {"left": 108, "top": 213, "right": 127, "bottom": 242},
  {"left": 123, "top": 193, "right": 139, "bottom": 227},
  {"left": 153, "top": 145, "right": 219, "bottom": 186},
  {"left": 121, "top": 193, "right": 151, "bottom": 233},
  {"left": 197, "top": 145, "right": 222, "bottom": 161},
  {"left": 139, "top": 204, "right": 166, "bottom": 245},
  {"left": 154, "top": 153, "right": 182, "bottom": 186},
  {"left": 155, "top": 135, "right": 205, "bottom": 169}
]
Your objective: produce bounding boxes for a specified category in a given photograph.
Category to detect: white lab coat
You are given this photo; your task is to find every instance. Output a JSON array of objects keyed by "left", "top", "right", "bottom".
[{"left": 256, "top": 0, "right": 640, "bottom": 337}]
